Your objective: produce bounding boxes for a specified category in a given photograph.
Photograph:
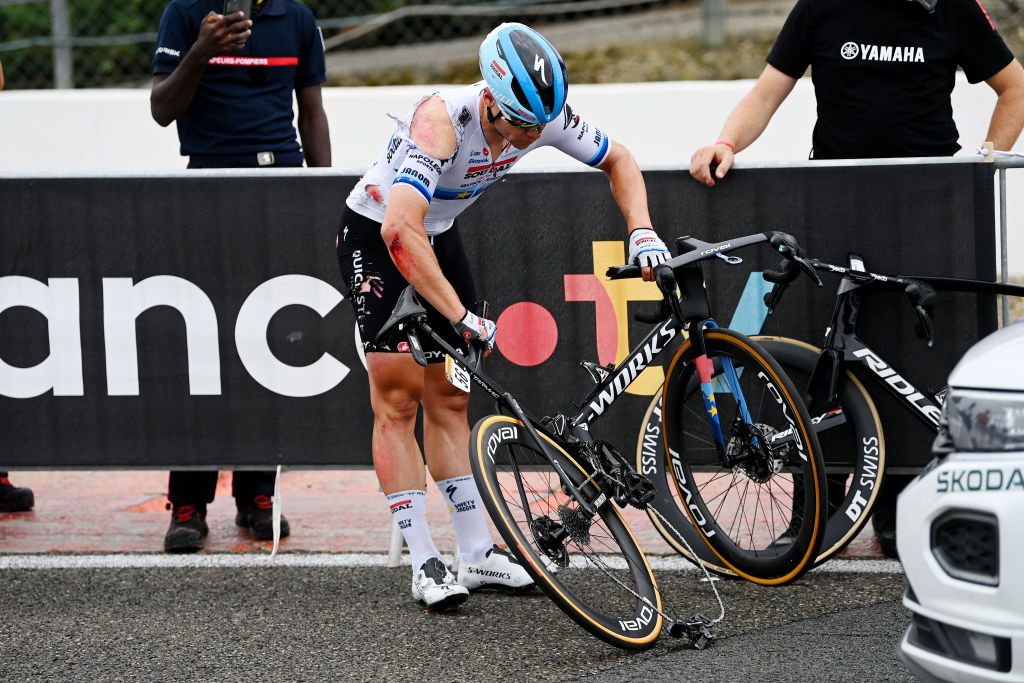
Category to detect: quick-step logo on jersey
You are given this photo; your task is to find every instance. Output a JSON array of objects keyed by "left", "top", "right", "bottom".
[{"left": 840, "top": 42, "right": 924, "bottom": 63}]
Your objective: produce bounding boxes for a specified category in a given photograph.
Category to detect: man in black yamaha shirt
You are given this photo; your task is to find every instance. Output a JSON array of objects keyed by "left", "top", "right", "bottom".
[
  {"left": 691, "top": 0, "right": 1024, "bottom": 178},
  {"left": 690, "top": 0, "right": 1024, "bottom": 559}
]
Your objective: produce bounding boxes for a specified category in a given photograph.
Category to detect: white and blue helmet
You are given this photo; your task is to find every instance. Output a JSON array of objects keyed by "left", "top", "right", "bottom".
[{"left": 479, "top": 22, "right": 568, "bottom": 126}]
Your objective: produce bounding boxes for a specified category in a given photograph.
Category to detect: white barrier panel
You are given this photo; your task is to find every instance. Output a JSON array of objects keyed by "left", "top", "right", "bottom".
[{"left": 0, "top": 76, "right": 1019, "bottom": 271}]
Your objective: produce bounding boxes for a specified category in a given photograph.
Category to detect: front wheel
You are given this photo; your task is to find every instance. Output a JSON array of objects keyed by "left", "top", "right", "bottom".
[
  {"left": 470, "top": 415, "right": 662, "bottom": 650},
  {"left": 639, "top": 337, "right": 885, "bottom": 578},
  {"left": 660, "top": 328, "right": 827, "bottom": 585}
]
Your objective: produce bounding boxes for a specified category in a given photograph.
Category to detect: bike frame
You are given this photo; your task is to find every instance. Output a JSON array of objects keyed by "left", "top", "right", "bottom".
[
  {"left": 406, "top": 231, "right": 777, "bottom": 510},
  {"left": 804, "top": 257, "right": 1024, "bottom": 435}
]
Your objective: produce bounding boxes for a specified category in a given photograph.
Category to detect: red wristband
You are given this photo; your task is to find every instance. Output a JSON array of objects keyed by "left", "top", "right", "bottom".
[{"left": 714, "top": 139, "right": 736, "bottom": 153}]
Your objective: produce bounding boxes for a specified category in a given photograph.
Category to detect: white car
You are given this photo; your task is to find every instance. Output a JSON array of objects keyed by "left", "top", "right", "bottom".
[{"left": 898, "top": 320, "right": 1024, "bottom": 682}]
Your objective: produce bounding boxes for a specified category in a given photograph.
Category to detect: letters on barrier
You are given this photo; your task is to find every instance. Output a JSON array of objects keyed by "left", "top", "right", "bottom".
[{"left": 0, "top": 166, "right": 995, "bottom": 468}]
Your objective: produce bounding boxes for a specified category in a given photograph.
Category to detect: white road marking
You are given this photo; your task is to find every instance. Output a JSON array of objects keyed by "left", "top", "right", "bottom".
[{"left": 0, "top": 553, "right": 903, "bottom": 573}]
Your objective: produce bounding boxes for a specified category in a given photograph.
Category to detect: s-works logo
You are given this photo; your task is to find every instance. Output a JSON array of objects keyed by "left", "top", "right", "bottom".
[{"left": 0, "top": 274, "right": 347, "bottom": 399}]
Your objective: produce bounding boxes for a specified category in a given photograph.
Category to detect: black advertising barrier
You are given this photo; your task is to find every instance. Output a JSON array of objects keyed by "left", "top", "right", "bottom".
[{"left": 0, "top": 162, "right": 995, "bottom": 469}]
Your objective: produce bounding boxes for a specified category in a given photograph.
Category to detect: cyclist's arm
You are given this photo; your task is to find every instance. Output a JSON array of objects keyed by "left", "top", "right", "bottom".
[
  {"left": 595, "top": 140, "right": 653, "bottom": 232},
  {"left": 379, "top": 97, "right": 466, "bottom": 324},
  {"left": 690, "top": 65, "right": 797, "bottom": 186}
]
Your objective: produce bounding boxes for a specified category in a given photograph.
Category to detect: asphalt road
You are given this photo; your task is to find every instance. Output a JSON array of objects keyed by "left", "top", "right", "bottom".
[{"left": 0, "top": 564, "right": 914, "bottom": 682}]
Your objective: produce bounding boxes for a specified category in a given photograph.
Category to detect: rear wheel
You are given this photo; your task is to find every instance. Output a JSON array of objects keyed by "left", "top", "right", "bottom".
[
  {"left": 471, "top": 415, "right": 662, "bottom": 650},
  {"left": 659, "top": 328, "right": 826, "bottom": 585}
]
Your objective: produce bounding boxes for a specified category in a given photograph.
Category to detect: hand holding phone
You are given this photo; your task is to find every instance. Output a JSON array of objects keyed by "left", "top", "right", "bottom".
[
  {"left": 223, "top": 0, "right": 254, "bottom": 47},
  {"left": 224, "top": 0, "right": 254, "bottom": 19},
  {"left": 196, "top": 8, "right": 251, "bottom": 56}
]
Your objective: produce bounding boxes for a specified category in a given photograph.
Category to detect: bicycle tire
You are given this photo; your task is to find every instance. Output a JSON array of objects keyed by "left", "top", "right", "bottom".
[
  {"left": 757, "top": 337, "right": 885, "bottom": 561},
  {"left": 659, "top": 328, "right": 826, "bottom": 585},
  {"left": 471, "top": 415, "right": 662, "bottom": 650},
  {"left": 639, "top": 337, "right": 885, "bottom": 576}
]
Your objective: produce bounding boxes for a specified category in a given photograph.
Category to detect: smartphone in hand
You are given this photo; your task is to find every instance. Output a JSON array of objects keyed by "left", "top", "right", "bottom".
[
  {"left": 223, "top": 0, "right": 254, "bottom": 18},
  {"left": 223, "top": 0, "right": 253, "bottom": 47}
]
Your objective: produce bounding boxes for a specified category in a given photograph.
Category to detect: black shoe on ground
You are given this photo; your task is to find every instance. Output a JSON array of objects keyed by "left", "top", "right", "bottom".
[
  {"left": 0, "top": 476, "right": 34, "bottom": 512},
  {"left": 164, "top": 503, "right": 208, "bottom": 553},
  {"left": 876, "top": 527, "right": 899, "bottom": 560},
  {"left": 235, "top": 494, "right": 290, "bottom": 541},
  {"left": 871, "top": 502, "right": 900, "bottom": 560}
]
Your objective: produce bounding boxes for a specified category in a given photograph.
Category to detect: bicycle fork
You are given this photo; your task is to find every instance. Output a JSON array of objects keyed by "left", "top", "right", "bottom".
[{"left": 691, "top": 321, "right": 760, "bottom": 468}]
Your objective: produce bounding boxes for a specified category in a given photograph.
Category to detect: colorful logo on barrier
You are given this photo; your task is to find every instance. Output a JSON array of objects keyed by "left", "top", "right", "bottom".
[{"left": 494, "top": 241, "right": 773, "bottom": 397}]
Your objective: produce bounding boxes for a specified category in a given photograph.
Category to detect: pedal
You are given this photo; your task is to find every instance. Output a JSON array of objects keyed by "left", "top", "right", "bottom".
[
  {"left": 668, "top": 616, "right": 715, "bottom": 650},
  {"left": 622, "top": 469, "right": 656, "bottom": 509},
  {"left": 580, "top": 360, "right": 614, "bottom": 385}
]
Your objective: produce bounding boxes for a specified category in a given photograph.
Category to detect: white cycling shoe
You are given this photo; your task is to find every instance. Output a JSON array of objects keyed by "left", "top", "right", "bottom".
[
  {"left": 411, "top": 557, "right": 470, "bottom": 611},
  {"left": 457, "top": 545, "right": 536, "bottom": 592}
]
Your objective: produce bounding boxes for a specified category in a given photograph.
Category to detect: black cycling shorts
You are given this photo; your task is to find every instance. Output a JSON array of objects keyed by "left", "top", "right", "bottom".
[{"left": 337, "top": 206, "right": 477, "bottom": 362}]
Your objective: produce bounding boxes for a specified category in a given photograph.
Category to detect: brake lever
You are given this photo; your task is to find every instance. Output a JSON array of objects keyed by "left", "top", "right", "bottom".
[
  {"left": 914, "top": 305, "right": 935, "bottom": 348},
  {"left": 905, "top": 281, "right": 937, "bottom": 348},
  {"left": 794, "top": 256, "right": 823, "bottom": 288}
]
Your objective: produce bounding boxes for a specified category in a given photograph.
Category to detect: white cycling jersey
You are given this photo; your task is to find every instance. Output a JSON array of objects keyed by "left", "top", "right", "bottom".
[{"left": 346, "top": 81, "right": 612, "bottom": 236}]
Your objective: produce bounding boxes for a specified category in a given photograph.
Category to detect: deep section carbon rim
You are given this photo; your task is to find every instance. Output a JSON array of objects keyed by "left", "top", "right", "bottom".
[
  {"left": 640, "top": 337, "right": 885, "bottom": 574},
  {"left": 661, "top": 329, "right": 826, "bottom": 585},
  {"left": 471, "top": 415, "right": 662, "bottom": 650},
  {"left": 757, "top": 337, "right": 885, "bottom": 563}
]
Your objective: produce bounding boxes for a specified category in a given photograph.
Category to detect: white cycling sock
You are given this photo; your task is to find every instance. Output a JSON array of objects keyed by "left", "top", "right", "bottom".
[
  {"left": 386, "top": 489, "right": 440, "bottom": 572},
  {"left": 435, "top": 475, "right": 493, "bottom": 565}
]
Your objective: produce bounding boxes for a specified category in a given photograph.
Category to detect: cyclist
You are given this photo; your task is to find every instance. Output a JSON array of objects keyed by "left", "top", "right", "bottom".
[{"left": 338, "top": 22, "right": 670, "bottom": 610}]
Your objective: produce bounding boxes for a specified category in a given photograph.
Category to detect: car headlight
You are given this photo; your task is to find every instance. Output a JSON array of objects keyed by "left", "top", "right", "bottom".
[{"left": 946, "top": 389, "right": 1024, "bottom": 451}]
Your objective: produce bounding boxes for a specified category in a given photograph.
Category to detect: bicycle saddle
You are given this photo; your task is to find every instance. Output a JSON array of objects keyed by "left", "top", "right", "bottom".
[{"left": 376, "top": 285, "right": 427, "bottom": 345}]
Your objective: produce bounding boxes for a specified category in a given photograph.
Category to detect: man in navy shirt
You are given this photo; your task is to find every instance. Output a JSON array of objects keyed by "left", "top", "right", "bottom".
[
  {"left": 689, "top": 0, "right": 1024, "bottom": 559},
  {"left": 150, "top": 0, "right": 331, "bottom": 552},
  {"left": 152, "top": 0, "right": 330, "bottom": 168}
]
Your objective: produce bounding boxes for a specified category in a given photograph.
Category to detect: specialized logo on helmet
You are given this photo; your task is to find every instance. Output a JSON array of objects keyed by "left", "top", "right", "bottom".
[
  {"left": 490, "top": 59, "right": 506, "bottom": 79},
  {"left": 533, "top": 54, "right": 548, "bottom": 85}
]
